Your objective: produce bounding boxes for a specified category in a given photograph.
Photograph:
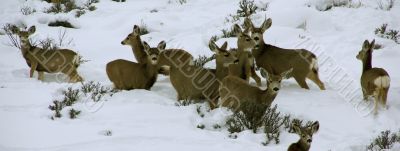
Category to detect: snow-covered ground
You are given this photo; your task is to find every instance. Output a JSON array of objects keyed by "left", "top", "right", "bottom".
[{"left": 0, "top": 0, "right": 399, "bottom": 150}]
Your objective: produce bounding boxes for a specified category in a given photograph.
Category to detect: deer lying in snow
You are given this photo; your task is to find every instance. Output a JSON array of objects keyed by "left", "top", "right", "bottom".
[
  {"left": 356, "top": 39, "right": 390, "bottom": 115},
  {"left": 288, "top": 121, "right": 320, "bottom": 151},
  {"left": 121, "top": 25, "right": 169, "bottom": 75},
  {"left": 228, "top": 24, "right": 262, "bottom": 86},
  {"left": 106, "top": 41, "right": 165, "bottom": 90},
  {"left": 219, "top": 67, "right": 291, "bottom": 110},
  {"left": 244, "top": 18, "right": 325, "bottom": 90},
  {"left": 160, "top": 39, "right": 238, "bottom": 107},
  {"left": 11, "top": 25, "right": 83, "bottom": 82}
]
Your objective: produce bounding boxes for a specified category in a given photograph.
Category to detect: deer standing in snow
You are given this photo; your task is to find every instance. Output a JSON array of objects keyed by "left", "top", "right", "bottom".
[
  {"left": 356, "top": 39, "right": 390, "bottom": 114},
  {"left": 228, "top": 24, "right": 262, "bottom": 86},
  {"left": 244, "top": 18, "right": 325, "bottom": 90},
  {"left": 11, "top": 25, "right": 83, "bottom": 82}
]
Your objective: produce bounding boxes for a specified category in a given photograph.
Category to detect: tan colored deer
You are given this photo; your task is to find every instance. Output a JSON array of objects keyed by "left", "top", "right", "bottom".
[
  {"left": 121, "top": 25, "right": 177, "bottom": 75},
  {"left": 219, "top": 67, "right": 291, "bottom": 109},
  {"left": 357, "top": 39, "right": 390, "bottom": 114},
  {"left": 244, "top": 18, "right": 325, "bottom": 90},
  {"left": 11, "top": 26, "right": 83, "bottom": 82},
  {"left": 121, "top": 25, "right": 147, "bottom": 63},
  {"left": 163, "top": 39, "right": 238, "bottom": 107},
  {"left": 288, "top": 121, "right": 319, "bottom": 151},
  {"left": 231, "top": 24, "right": 262, "bottom": 86},
  {"left": 106, "top": 41, "right": 165, "bottom": 90}
]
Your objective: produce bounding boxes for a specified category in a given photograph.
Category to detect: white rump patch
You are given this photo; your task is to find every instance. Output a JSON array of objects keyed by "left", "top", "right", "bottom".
[
  {"left": 374, "top": 76, "right": 390, "bottom": 88},
  {"left": 310, "top": 58, "right": 318, "bottom": 70}
]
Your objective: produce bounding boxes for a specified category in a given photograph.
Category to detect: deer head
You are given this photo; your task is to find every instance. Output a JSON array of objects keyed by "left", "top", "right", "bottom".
[
  {"left": 142, "top": 41, "right": 166, "bottom": 65},
  {"left": 233, "top": 24, "right": 259, "bottom": 51},
  {"left": 244, "top": 18, "right": 272, "bottom": 46},
  {"left": 291, "top": 121, "right": 320, "bottom": 147},
  {"left": 121, "top": 25, "right": 141, "bottom": 45},
  {"left": 11, "top": 26, "right": 36, "bottom": 43},
  {"left": 209, "top": 40, "right": 239, "bottom": 67},
  {"left": 356, "top": 39, "right": 375, "bottom": 61},
  {"left": 265, "top": 68, "right": 292, "bottom": 93}
]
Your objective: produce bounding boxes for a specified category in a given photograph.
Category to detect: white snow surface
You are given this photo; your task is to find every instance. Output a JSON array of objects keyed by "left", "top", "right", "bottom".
[{"left": 0, "top": 0, "right": 400, "bottom": 150}]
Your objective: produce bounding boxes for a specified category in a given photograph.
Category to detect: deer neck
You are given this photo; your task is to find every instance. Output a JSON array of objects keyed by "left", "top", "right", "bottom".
[
  {"left": 251, "top": 42, "right": 267, "bottom": 58},
  {"left": 216, "top": 61, "right": 229, "bottom": 80},
  {"left": 20, "top": 38, "right": 33, "bottom": 57},
  {"left": 130, "top": 36, "right": 145, "bottom": 62},
  {"left": 262, "top": 88, "right": 276, "bottom": 104},
  {"left": 296, "top": 140, "right": 311, "bottom": 151},
  {"left": 144, "top": 62, "right": 159, "bottom": 77},
  {"left": 362, "top": 50, "right": 372, "bottom": 73}
]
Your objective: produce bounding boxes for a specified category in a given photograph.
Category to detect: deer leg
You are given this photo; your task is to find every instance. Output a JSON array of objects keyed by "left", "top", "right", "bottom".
[
  {"left": 30, "top": 62, "right": 38, "bottom": 78},
  {"left": 307, "top": 72, "right": 326, "bottom": 90},
  {"left": 373, "top": 95, "right": 378, "bottom": 115},
  {"left": 250, "top": 66, "right": 262, "bottom": 86},
  {"left": 381, "top": 88, "right": 389, "bottom": 110},
  {"left": 38, "top": 72, "right": 44, "bottom": 81},
  {"left": 68, "top": 69, "right": 83, "bottom": 83},
  {"left": 294, "top": 76, "right": 310, "bottom": 90}
]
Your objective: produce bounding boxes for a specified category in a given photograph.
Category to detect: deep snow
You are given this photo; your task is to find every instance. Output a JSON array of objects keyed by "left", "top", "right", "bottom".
[{"left": 0, "top": 0, "right": 399, "bottom": 150}]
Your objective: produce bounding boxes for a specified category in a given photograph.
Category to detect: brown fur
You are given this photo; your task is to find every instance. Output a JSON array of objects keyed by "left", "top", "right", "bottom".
[
  {"left": 244, "top": 18, "right": 325, "bottom": 90},
  {"left": 219, "top": 67, "right": 291, "bottom": 110},
  {"left": 162, "top": 40, "right": 237, "bottom": 107},
  {"left": 12, "top": 26, "right": 82, "bottom": 82},
  {"left": 231, "top": 24, "right": 262, "bottom": 86},
  {"left": 106, "top": 41, "right": 165, "bottom": 90},
  {"left": 121, "top": 25, "right": 170, "bottom": 75},
  {"left": 288, "top": 121, "right": 319, "bottom": 151},
  {"left": 357, "top": 40, "right": 390, "bottom": 114}
]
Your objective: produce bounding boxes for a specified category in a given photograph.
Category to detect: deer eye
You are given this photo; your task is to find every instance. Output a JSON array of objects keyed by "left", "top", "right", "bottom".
[
  {"left": 246, "top": 38, "right": 251, "bottom": 41},
  {"left": 279, "top": 80, "right": 282, "bottom": 82},
  {"left": 224, "top": 53, "right": 229, "bottom": 57}
]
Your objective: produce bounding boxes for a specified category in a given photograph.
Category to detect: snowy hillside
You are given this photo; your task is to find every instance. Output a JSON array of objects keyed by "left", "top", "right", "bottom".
[{"left": 0, "top": 0, "right": 400, "bottom": 150}]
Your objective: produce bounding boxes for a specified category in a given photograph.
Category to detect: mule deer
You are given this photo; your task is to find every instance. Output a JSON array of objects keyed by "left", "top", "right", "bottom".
[
  {"left": 11, "top": 26, "right": 82, "bottom": 82},
  {"left": 288, "top": 121, "right": 319, "bottom": 151},
  {"left": 357, "top": 39, "right": 390, "bottom": 114},
  {"left": 219, "top": 67, "right": 291, "bottom": 109},
  {"left": 164, "top": 39, "right": 238, "bottom": 107},
  {"left": 106, "top": 41, "right": 165, "bottom": 90},
  {"left": 229, "top": 24, "right": 262, "bottom": 86},
  {"left": 244, "top": 18, "right": 325, "bottom": 90},
  {"left": 121, "top": 25, "right": 169, "bottom": 75}
]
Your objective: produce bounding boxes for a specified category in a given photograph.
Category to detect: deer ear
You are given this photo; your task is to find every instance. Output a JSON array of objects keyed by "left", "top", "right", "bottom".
[
  {"left": 362, "top": 40, "right": 370, "bottom": 50},
  {"left": 133, "top": 25, "right": 141, "bottom": 35},
  {"left": 10, "top": 25, "right": 20, "bottom": 34},
  {"left": 311, "top": 121, "right": 320, "bottom": 134},
  {"left": 220, "top": 41, "right": 228, "bottom": 50},
  {"left": 244, "top": 17, "right": 254, "bottom": 29},
  {"left": 261, "top": 18, "right": 272, "bottom": 33},
  {"left": 208, "top": 39, "right": 219, "bottom": 53},
  {"left": 142, "top": 41, "right": 151, "bottom": 54},
  {"left": 281, "top": 68, "right": 293, "bottom": 77},
  {"left": 291, "top": 122, "right": 301, "bottom": 134},
  {"left": 157, "top": 41, "right": 166, "bottom": 51},
  {"left": 370, "top": 39, "right": 375, "bottom": 49},
  {"left": 28, "top": 26, "right": 36, "bottom": 34},
  {"left": 233, "top": 24, "right": 242, "bottom": 36}
]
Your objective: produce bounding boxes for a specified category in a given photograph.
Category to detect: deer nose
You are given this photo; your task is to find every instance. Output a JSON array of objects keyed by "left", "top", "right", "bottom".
[
  {"left": 307, "top": 139, "right": 312, "bottom": 143},
  {"left": 273, "top": 87, "right": 279, "bottom": 91},
  {"left": 121, "top": 41, "right": 124, "bottom": 45},
  {"left": 234, "top": 59, "right": 239, "bottom": 64},
  {"left": 152, "top": 57, "right": 157, "bottom": 61},
  {"left": 254, "top": 37, "right": 259, "bottom": 41}
]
